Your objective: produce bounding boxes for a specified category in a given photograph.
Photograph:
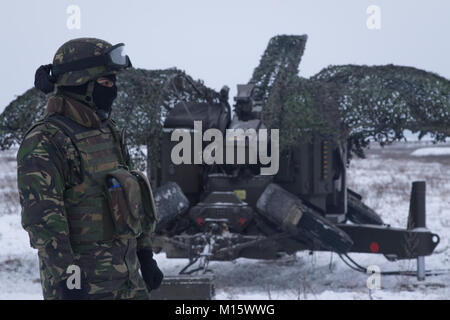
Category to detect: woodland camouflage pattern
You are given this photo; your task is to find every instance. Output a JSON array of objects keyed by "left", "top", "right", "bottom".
[
  {"left": 53, "top": 38, "right": 116, "bottom": 86},
  {"left": 17, "top": 94, "right": 154, "bottom": 300}
]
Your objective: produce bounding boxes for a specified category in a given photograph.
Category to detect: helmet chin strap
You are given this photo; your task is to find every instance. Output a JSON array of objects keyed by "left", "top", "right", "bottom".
[
  {"left": 57, "top": 79, "right": 113, "bottom": 121},
  {"left": 84, "top": 81, "right": 96, "bottom": 109},
  {"left": 58, "top": 80, "right": 97, "bottom": 110}
]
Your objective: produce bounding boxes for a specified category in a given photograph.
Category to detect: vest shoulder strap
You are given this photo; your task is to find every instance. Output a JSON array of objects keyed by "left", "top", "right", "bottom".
[
  {"left": 22, "top": 120, "right": 47, "bottom": 143},
  {"left": 45, "top": 114, "right": 90, "bottom": 138},
  {"left": 106, "top": 119, "right": 130, "bottom": 168},
  {"left": 21, "top": 116, "right": 74, "bottom": 147},
  {"left": 43, "top": 114, "right": 87, "bottom": 179}
]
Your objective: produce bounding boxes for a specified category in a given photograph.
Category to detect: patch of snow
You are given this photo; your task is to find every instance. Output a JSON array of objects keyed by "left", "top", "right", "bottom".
[{"left": 411, "top": 147, "right": 450, "bottom": 157}]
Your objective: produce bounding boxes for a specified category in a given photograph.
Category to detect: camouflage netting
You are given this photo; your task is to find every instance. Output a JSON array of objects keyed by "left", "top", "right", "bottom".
[
  {"left": 1, "top": 34, "right": 449, "bottom": 168},
  {"left": 0, "top": 67, "right": 221, "bottom": 174},
  {"left": 256, "top": 35, "right": 346, "bottom": 149},
  {"left": 111, "top": 68, "right": 220, "bottom": 171},
  {"left": 0, "top": 88, "right": 48, "bottom": 150},
  {"left": 255, "top": 35, "right": 450, "bottom": 157},
  {"left": 310, "top": 65, "right": 450, "bottom": 157},
  {"left": 263, "top": 76, "right": 346, "bottom": 149},
  {"left": 249, "top": 35, "right": 307, "bottom": 107}
]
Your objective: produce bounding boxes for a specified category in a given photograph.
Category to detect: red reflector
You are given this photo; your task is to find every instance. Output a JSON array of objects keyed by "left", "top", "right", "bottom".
[
  {"left": 196, "top": 217, "right": 204, "bottom": 226},
  {"left": 238, "top": 217, "right": 246, "bottom": 226},
  {"left": 370, "top": 242, "right": 379, "bottom": 253}
]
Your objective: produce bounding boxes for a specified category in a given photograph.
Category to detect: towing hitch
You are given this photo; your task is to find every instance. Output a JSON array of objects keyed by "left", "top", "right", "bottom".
[{"left": 337, "top": 181, "right": 440, "bottom": 280}]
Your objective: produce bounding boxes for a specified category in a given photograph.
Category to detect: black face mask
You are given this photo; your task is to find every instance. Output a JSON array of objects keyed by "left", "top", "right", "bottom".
[{"left": 92, "top": 75, "right": 117, "bottom": 120}]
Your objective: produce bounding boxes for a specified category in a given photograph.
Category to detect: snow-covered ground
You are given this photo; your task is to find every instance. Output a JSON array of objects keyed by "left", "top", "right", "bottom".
[
  {"left": 1, "top": 142, "right": 449, "bottom": 300},
  {"left": 411, "top": 147, "right": 450, "bottom": 157}
]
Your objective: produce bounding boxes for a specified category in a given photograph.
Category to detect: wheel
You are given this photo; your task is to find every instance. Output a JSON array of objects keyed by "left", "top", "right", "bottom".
[
  {"left": 296, "top": 205, "right": 354, "bottom": 253},
  {"left": 347, "top": 190, "right": 383, "bottom": 225},
  {"left": 256, "top": 183, "right": 353, "bottom": 253},
  {"left": 154, "top": 182, "right": 190, "bottom": 231}
]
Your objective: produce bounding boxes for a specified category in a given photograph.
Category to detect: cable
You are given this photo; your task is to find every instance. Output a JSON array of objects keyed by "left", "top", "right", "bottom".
[
  {"left": 338, "top": 253, "right": 450, "bottom": 277},
  {"left": 338, "top": 254, "right": 366, "bottom": 273},
  {"left": 179, "top": 257, "right": 199, "bottom": 275}
]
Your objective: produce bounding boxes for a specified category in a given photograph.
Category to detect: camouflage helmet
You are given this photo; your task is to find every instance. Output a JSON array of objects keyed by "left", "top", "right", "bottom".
[{"left": 51, "top": 38, "right": 132, "bottom": 86}]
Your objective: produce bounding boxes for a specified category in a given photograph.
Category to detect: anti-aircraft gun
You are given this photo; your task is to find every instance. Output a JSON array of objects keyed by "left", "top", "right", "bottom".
[
  {"left": 152, "top": 81, "right": 438, "bottom": 262},
  {"left": 148, "top": 37, "right": 441, "bottom": 300}
]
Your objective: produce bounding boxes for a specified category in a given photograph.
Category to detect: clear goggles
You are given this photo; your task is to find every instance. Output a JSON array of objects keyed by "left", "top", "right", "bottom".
[
  {"left": 52, "top": 43, "right": 132, "bottom": 77},
  {"left": 105, "top": 43, "right": 132, "bottom": 68}
]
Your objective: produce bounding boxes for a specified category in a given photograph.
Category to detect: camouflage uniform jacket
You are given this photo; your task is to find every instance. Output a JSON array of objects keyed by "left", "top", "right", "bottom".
[{"left": 17, "top": 94, "right": 154, "bottom": 300}]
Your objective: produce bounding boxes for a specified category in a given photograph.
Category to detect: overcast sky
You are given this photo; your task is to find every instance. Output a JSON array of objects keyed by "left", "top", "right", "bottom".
[{"left": 1, "top": 0, "right": 449, "bottom": 113}]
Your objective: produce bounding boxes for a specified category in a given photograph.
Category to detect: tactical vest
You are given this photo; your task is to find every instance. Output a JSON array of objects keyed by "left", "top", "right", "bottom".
[{"left": 35, "top": 114, "right": 156, "bottom": 245}]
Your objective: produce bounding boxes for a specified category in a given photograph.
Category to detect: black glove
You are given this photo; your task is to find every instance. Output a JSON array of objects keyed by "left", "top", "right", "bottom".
[
  {"left": 137, "top": 249, "right": 164, "bottom": 290},
  {"left": 55, "top": 275, "right": 89, "bottom": 300}
]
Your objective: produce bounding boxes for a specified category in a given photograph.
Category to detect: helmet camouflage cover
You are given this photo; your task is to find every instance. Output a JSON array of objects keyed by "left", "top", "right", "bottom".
[{"left": 53, "top": 38, "right": 119, "bottom": 86}]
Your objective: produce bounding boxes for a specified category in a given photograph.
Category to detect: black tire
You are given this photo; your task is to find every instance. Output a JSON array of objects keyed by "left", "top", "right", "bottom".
[
  {"left": 347, "top": 190, "right": 383, "bottom": 225},
  {"left": 257, "top": 183, "right": 353, "bottom": 253},
  {"left": 296, "top": 206, "right": 354, "bottom": 253},
  {"left": 154, "top": 182, "right": 190, "bottom": 231}
]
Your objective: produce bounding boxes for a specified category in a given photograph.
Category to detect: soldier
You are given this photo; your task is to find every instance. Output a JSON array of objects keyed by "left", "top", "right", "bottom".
[{"left": 17, "top": 38, "right": 163, "bottom": 300}]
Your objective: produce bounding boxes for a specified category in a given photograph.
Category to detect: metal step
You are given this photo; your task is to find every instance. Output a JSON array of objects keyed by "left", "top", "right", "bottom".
[{"left": 149, "top": 275, "right": 214, "bottom": 300}]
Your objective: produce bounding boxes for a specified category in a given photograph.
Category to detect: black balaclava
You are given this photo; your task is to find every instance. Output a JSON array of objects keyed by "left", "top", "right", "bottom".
[
  {"left": 59, "top": 82, "right": 89, "bottom": 96},
  {"left": 59, "top": 74, "right": 117, "bottom": 121},
  {"left": 92, "top": 74, "right": 117, "bottom": 120}
]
